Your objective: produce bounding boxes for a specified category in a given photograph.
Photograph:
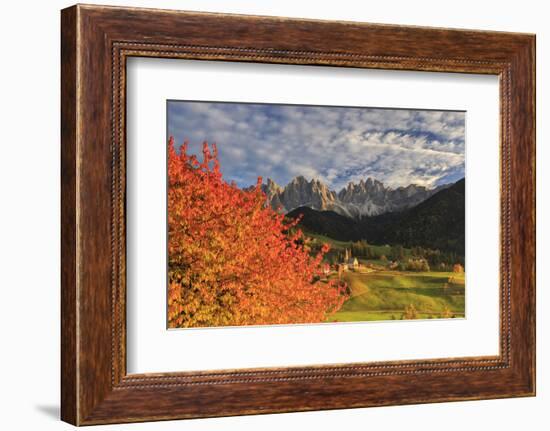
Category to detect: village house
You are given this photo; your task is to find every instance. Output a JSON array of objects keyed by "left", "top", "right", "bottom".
[
  {"left": 338, "top": 249, "right": 359, "bottom": 272},
  {"left": 348, "top": 257, "right": 359, "bottom": 269}
]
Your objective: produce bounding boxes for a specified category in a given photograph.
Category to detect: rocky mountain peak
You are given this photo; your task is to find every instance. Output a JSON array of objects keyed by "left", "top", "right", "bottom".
[{"left": 259, "top": 175, "right": 445, "bottom": 219}]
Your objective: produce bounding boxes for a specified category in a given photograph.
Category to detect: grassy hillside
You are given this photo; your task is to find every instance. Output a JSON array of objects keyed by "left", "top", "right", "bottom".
[
  {"left": 303, "top": 231, "right": 395, "bottom": 255},
  {"left": 301, "top": 225, "right": 466, "bottom": 323},
  {"left": 328, "top": 270, "right": 465, "bottom": 322}
]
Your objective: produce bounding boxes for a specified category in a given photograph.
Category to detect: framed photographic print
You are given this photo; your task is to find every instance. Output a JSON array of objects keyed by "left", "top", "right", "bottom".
[
  {"left": 61, "top": 4, "right": 536, "bottom": 425},
  {"left": 164, "top": 100, "right": 466, "bottom": 329}
]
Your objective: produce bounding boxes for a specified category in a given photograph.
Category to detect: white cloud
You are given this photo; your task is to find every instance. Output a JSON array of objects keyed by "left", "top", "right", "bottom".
[{"left": 168, "top": 102, "right": 465, "bottom": 190}]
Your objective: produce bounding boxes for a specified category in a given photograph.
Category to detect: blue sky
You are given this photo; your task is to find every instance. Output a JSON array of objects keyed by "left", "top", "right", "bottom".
[{"left": 167, "top": 101, "right": 465, "bottom": 190}]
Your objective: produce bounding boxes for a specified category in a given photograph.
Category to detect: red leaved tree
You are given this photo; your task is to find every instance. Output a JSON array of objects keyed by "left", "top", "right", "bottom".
[{"left": 167, "top": 137, "right": 347, "bottom": 328}]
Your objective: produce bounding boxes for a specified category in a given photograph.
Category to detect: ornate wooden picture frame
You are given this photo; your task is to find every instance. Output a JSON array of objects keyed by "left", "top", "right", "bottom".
[{"left": 61, "top": 4, "right": 535, "bottom": 425}]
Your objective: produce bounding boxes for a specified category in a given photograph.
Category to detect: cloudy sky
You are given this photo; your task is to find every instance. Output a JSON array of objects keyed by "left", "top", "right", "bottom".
[{"left": 167, "top": 101, "right": 465, "bottom": 191}]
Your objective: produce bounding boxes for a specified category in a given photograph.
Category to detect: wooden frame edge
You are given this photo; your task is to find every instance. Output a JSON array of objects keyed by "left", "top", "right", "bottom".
[{"left": 61, "top": 4, "right": 79, "bottom": 425}]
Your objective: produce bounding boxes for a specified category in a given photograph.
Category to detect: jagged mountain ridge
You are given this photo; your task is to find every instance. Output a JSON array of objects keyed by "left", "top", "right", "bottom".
[
  {"left": 286, "top": 178, "right": 465, "bottom": 255},
  {"left": 260, "top": 175, "right": 448, "bottom": 219}
]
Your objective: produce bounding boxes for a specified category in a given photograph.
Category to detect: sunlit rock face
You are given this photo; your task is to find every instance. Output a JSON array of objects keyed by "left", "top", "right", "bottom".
[{"left": 260, "top": 176, "right": 447, "bottom": 219}]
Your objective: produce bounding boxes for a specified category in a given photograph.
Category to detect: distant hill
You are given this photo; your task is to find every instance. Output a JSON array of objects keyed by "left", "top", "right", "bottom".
[
  {"left": 285, "top": 179, "right": 465, "bottom": 256},
  {"left": 286, "top": 207, "right": 362, "bottom": 241},
  {"left": 361, "top": 179, "right": 465, "bottom": 256}
]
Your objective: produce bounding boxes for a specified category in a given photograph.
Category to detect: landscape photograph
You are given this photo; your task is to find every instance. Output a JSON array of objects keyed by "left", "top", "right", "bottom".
[{"left": 167, "top": 101, "right": 466, "bottom": 329}]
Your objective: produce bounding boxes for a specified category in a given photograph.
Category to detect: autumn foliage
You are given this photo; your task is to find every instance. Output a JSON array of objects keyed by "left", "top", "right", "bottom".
[
  {"left": 167, "top": 137, "right": 348, "bottom": 328},
  {"left": 453, "top": 263, "right": 464, "bottom": 273}
]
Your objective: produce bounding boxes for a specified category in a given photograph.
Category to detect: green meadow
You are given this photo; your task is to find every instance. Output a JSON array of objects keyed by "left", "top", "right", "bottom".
[
  {"left": 305, "top": 232, "right": 466, "bottom": 322},
  {"left": 305, "top": 231, "right": 396, "bottom": 256},
  {"left": 328, "top": 270, "right": 465, "bottom": 322}
]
